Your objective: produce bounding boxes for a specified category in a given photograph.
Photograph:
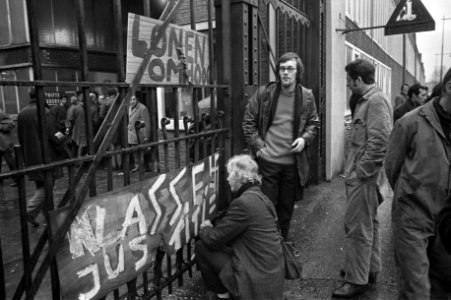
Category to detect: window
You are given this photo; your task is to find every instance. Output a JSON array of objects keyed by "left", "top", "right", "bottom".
[
  {"left": 0, "top": 0, "right": 28, "bottom": 46},
  {"left": 0, "top": 68, "right": 32, "bottom": 114},
  {"left": 34, "top": 0, "right": 119, "bottom": 50}
]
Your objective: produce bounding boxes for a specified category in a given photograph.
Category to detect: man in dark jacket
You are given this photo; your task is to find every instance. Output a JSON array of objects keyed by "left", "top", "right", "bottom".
[
  {"left": 385, "top": 68, "right": 451, "bottom": 299},
  {"left": 18, "top": 88, "right": 63, "bottom": 227},
  {"left": 393, "top": 83, "right": 409, "bottom": 108},
  {"left": 393, "top": 83, "right": 427, "bottom": 123},
  {"left": 242, "top": 52, "right": 319, "bottom": 240},
  {"left": 333, "top": 59, "right": 393, "bottom": 298}
]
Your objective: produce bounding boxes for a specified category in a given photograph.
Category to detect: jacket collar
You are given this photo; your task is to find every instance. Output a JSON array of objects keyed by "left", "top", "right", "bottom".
[
  {"left": 419, "top": 99, "right": 446, "bottom": 140},
  {"left": 357, "top": 85, "right": 381, "bottom": 103},
  {"left": 404, "top": 98, "right": 418, "bottom": 111}
]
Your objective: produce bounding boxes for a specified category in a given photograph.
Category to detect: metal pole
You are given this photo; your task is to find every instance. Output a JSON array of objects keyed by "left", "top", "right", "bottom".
[
  {"left": 402, "top": 34, "right": 406, "bottom": 84},
  {"left": 440, "top": 16, "right": 445, "bottom": 80},
  {"left": 440, "top": 17, "right": 451, "bottom": 80}
]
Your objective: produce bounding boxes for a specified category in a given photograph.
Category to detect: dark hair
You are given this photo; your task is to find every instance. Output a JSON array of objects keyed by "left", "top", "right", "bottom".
[
  {"left": 407, "top": 83, "right": 427, "bottom": 98},
  {"left": 60, "top": 93, "right": 68, "bottom": 100},
  {"left": 345, "top": 59, "right": 375, "bottom": 84},
  {"left": 426, "top": 82, "right": 443, "bottom": 103},
  {"left": 106, "top": 88, "right": 118, "bottom": 97},
  {"left": 401, "top": 83, "right": 409, "bottom": 90},
  {"left": 276, "top": 52, "right": 304, "bottom": 83},
  {"left": 442, "top": 68, "right": 451, "bottom": 95},
  {"left": 28, "top": 87, "right": 37, "bottom": 99}
]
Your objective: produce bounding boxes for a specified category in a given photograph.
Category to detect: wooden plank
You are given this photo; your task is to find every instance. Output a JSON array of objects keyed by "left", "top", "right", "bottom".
[
  {"left": 49, "top": 153, "right": 220, "bottom": 300},
  {"left": 126, "top": 13, "right": 210, "bottom": 86}
]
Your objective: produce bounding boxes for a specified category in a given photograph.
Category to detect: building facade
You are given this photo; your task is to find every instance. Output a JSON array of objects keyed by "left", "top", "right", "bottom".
[{"left": 325, "top": 0, "right": 426, "bottom": 180}]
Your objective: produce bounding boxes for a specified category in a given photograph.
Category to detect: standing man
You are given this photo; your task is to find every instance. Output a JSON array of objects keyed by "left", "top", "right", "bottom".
[
  {"left": 394, "top": 83, "right": 409, "bottom": 108},
  {"left": 18, "top": 88, "right": 64, "bottom": 227},
  {"left": 242, "top": 52, "right": 319, "bottom": 240},
  {"left": 385, "top": 68, "right": 451, "bottom": 299},
  {"left": 333, "top": 59, "right": 393, "bottom": 298},
  {"left": 128, "top": 95, "right": 150, "bottom": 172},
  {"left": 393, "top": 83, "right": 428, "bottom": 123},
  {"left": 66, "top": 95, "right": 86, "bottom": 157}
]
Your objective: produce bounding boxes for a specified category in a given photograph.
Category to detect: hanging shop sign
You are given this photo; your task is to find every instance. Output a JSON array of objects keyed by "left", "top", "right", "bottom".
[
  {"left": 126, "top": 13, "right": 210, "bottom": 86},
  {"left": 385, "top": 0, "right": 435, "bottom": 35},
  {"left": 49, "top": 153, "right": 220, "bottom": 300}
]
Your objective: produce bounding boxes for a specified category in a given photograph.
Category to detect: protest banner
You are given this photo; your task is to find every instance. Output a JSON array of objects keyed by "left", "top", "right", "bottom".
[
  {"left": 49, "top": 153, "right": 219, "bottom": 300},
  {"left": 126, "top": 13, "right": 210, "bottom": 85}
]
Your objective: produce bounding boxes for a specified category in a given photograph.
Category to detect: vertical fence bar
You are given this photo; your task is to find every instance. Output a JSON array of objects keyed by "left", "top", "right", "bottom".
[
  {"left": 14, "top": 146, "right": 31, "bottom": 298},
  {"left": 176, "top": 249, "right": 184, "bottom": 286},
  {"left": 172, "top": 88, "right": 181, "bottom": 168},
  {"left": 161, "top": 118, "right": 170, "bottom": 172},
  {"left": 68, "top": 165, "right": 76, "bottom": 205},
  {"left": 166, "top": 254, "right": 173, "bottom": 294},
  {"left": 186, "top": 240, "right": 193, "bottom": 278},
  {"left": 75, "top": 0, "right": 96, "bottom": 197},
  {"left": 0, "top": 239, "right": 5, "bottom": 300},
  {"left": 190, "top": 0, "right": 196, "bottom": 30},
  {"left": 149, "top": 88, "right": 160, "bottom": 174},
  {"left": 192, "top": 88, "right": 200, "bottom": 162},
  {"left": 183, "top": 116, "right": 193, "bottom": 163},
  {"left": 25, "top": 0, "right": 62, "bottom": 297}
]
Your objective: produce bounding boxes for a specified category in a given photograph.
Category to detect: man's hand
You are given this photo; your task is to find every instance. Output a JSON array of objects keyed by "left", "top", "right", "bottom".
[
  {"left": 291, "top": 137, "right": 305, "bottom": 153},
  {"left": 200, "top": 220, "right": 213, "bottom": 230}
]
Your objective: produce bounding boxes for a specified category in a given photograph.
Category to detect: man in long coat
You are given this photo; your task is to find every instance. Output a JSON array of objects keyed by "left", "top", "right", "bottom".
[
  {"left": 18, "top": 88, "right": 63, "bottom": 226},
  {"left": 127, "top": 95, "right": 150, "bottom": 172},
  {"left": 385, "top": 68, "right": 451, "bottom": 299}
]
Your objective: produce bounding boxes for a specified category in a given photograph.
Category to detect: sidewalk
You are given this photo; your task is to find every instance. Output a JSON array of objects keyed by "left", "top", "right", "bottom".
[{"left": 163, "top": 177, "right": 398, "bottom": 299}]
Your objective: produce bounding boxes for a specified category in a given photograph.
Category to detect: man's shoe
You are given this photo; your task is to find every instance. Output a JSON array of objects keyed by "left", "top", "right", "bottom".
[
  {"left": 26, "top": 214, "right": 39, "bottom": 227},
  {"left": 339, "top": 269, "right": 378, "bottom": 284},
  {"left": 332, "top": 282, "right": 370, "bottom": 298}
]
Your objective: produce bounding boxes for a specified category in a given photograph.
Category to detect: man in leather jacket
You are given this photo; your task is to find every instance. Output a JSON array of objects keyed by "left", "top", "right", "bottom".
[{"left": 242, "top": 52, "right": 319, "bottom": 240}]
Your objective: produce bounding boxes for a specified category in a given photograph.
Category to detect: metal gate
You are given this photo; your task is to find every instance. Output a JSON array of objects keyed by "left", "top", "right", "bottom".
[{"left": 0, "top": 0, "right": 232, "bottom": 299}]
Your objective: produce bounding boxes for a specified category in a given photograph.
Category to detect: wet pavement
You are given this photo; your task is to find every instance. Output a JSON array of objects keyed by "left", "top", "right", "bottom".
[
  {"left": 164, "top": 177, "right": 398, "bottom": 300},
  {"left": 1, "top": 168, "right": 398, "bottom": 299}
]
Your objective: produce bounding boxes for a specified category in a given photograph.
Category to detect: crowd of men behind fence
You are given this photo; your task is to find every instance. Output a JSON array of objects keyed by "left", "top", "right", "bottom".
[{"left": 1, "top": 53, "right": 451, "bottom": 300}]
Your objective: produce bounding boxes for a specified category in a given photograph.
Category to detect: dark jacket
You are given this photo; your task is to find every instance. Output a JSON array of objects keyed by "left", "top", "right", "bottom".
[
  {"left": 17, "top": 101, "right": 63, "bottom": 182},
  {"left": 67, "top": 103, "right": 86, "bottom": 147},
  {"left": 394, "top": 93, "right": 408, "bottom": 108},
  {"left": 242, "top": 82, "right": 319, "bottom": 186},
  {"left": 385, "top": 99, "right": 451, "bottom": 234},
  {"left": 199, "top": 186, "right": 284, "bottom": 300},
  {"left": 393, "top": 98, "right": 418, "bottom": 124},
  {"left": 50, "top": 104, "right": 68, "bottom": 133}
]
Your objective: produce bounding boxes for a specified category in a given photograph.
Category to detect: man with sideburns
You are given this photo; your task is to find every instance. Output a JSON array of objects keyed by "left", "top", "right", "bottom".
[{"left": 242, "top": 52, "right": 319, "bottom": 240}]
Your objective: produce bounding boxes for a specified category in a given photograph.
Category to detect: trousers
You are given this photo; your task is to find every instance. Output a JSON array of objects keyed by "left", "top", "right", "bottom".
[
  {"left": 195, "top": 240, "right": 231, "bottom": 293},
  {"left": 258, "top": 158, "right": 299, "bottom": 239},
  {"left": 394, "top": 215, "right": 451, "bottom": 299},
  {"left": 343, "top": 178, "right": 382, "bottom": 285}
]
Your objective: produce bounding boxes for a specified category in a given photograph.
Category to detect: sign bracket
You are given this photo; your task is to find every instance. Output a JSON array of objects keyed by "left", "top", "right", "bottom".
[{"left": 336, "top": 25, "right": 386, "bottom": 35}]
